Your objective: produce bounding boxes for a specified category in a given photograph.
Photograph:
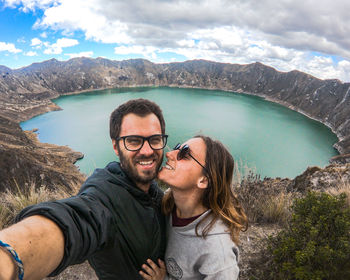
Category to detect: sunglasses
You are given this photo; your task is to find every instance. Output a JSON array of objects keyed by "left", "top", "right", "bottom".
[{"left": 173, "top": 143, "right": 208, "bottom": 173}]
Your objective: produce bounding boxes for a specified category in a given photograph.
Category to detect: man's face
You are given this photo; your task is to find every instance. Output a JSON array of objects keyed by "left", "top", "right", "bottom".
[{"left": 112, "top": 113, "right": 164, "bottom": 189}]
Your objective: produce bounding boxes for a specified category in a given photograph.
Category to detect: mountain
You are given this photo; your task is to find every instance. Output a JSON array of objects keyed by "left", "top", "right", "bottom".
[
  {"left": 1, "top": 58, "right": 350, "bottom": 156},
  {"left": 0, "top": 114, "right": 85, "bottom": 192},
  {"left": 0, "top": 57, "right": 349, "bottom": 190}
]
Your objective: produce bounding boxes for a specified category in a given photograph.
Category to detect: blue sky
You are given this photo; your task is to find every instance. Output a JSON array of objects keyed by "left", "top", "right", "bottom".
[{"left": 1, "top": 0, "right": 350, "bottom": 82}]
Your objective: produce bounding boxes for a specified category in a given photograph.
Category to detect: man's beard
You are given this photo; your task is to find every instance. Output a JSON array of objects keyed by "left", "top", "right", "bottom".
[{"left": 118, "top": 149, "right": 163, "bottom": 185}]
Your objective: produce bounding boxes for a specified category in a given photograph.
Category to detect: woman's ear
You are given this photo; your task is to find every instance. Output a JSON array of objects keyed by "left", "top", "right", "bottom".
[{"left": 197, "top": 176, "right": 208, "bottom": 189}]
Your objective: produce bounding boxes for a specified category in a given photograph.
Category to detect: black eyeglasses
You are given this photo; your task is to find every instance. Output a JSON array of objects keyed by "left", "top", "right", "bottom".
[
  {"left": 173, "top": 143, "right": 208, "bottom": 173},
  {"left": 117, "top": 134, "right": 168, "bottom": 151}
]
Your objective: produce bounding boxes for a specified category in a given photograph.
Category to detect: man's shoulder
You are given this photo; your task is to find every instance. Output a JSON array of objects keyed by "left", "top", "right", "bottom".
[{"left": 79, "top": 162, "right": 129, "bottom": 194}]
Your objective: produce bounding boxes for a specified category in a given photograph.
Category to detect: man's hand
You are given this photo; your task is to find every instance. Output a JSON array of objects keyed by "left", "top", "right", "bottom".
[{"left": 0, "top": 215, "right": 65, "bottom": 280}]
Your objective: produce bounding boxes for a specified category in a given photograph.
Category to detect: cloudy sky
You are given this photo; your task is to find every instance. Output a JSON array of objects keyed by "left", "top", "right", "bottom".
[{"left": 1, "top": 0, "right": 350, "bottom": 82}]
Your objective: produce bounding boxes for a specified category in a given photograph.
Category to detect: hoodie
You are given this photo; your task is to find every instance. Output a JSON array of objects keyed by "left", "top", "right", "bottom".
[
  {"left": 165, "top": 210, "right": 239, "bottom": 280},
  {"left": 16, "top": 161, "right": 166, "bottom": 280}
]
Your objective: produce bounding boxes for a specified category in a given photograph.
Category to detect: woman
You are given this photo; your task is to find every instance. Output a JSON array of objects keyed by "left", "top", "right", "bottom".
[{"left": 140, "top": 135, "right": 248, "bottom": 280}]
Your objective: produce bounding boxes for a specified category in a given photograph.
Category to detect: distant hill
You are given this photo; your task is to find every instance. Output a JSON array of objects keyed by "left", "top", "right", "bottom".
[
  {"left": 1, "top": 57, "right": 349, "bottom": 157},
  {"left": 0, "top": 57, "right": 350, "bottom": 190}
]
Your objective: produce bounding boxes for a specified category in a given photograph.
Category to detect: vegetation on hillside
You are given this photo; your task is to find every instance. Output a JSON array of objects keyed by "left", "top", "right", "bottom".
[
  {"left": 234, "top": 164, "right": 350, "bottom": 280},
  {"left": 250, "top": 192, "right": 350, "bottom": 280},
  {"left": 0, "top": 181, "right": 79, "bottom": 229},
  {"left": 1, "top": 165, "right": 350, "bottom": 280}
]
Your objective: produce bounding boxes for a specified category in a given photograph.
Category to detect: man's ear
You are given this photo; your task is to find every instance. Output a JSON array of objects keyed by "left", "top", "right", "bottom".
[
  {"left": 197, "top": 176, "right": 208, "bottom": 189},
  {"left": 112, "top": 139, "right": 119, "bottom": 156}
]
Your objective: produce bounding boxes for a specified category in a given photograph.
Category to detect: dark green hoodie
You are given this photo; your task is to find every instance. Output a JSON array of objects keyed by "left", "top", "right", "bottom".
[{"left": 17, "top": 162, "right": 166, "bottom": 279}]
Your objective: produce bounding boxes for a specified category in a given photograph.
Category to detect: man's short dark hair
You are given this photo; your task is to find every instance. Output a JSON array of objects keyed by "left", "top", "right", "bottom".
[{"left": 110, "top": 98, "right": 166, "bottom": 140}]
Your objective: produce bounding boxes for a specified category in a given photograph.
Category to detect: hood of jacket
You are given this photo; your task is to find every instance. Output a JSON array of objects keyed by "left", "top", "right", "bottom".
[{"left": 79, "top": 161, "right": 163, "bottom": 208}]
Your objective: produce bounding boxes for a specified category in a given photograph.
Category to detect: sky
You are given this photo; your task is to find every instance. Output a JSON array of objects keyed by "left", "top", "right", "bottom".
[{"left": 1, "top": 0, "right": 350, "bottom": 82}]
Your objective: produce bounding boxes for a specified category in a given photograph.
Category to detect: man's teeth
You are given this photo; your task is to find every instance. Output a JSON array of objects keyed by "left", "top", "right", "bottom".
[{"left": 139, "top": 160, "right": 153, "bottom": 165}]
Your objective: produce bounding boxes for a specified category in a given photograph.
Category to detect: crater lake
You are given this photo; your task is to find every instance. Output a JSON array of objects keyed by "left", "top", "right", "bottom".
[{"left": 21, "top": 87, "right": 339, "bottom": 178}]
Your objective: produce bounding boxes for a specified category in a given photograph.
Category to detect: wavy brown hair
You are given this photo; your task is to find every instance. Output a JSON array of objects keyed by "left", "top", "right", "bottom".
[{"left": 162, "top": 135, "right": 248, "bottom": 244}]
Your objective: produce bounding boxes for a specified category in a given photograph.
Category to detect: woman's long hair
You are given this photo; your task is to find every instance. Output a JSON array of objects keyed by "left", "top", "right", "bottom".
[{"left": 162, "top": 135, "right": 248, "bottom": 244}]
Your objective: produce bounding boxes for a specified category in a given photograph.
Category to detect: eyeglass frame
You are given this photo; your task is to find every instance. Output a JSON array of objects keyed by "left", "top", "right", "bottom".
[
  {"left": 173, "top": 143, "right": 209, "bottom": 174},
  {"left": 116, "top": 134, "right": 168, "bottom": 151}
]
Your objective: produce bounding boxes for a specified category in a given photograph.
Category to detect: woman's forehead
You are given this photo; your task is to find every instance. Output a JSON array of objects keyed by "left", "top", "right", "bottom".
[{"left": 184, "top": 138, "right": 206, "bottom": 159}]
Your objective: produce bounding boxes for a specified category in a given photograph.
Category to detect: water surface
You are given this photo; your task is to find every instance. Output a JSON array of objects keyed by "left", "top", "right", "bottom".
[{"left": 21, "top": 87, "right": 338, "bottom": 178}]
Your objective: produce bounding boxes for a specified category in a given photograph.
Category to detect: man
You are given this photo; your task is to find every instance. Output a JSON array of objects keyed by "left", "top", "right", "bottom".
[{"left": 0, "top": 99, "right": 167, "bottom": 279}]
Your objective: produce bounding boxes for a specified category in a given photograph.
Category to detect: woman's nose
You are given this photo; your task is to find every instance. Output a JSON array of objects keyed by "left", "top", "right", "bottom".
[{"left": 166, "top": 150, "right": 177, "bottom": 160}]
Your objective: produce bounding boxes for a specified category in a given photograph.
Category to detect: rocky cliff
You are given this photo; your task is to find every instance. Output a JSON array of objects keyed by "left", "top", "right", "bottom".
[
  {"left": 0, "top": 115, "right": 85, "bottom": 192},
  {"left": 1, "top": 57, "right": 350, "bottom": 190}
]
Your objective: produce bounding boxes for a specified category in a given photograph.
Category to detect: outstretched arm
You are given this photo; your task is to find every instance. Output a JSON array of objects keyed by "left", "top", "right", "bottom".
[{"left": 0, "top": 215, "right": 64, "bottom": 280}]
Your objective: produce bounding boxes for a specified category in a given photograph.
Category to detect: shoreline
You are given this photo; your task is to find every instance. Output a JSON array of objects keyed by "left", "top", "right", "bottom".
[
  {"left": 19, "top": 85, "right": 342, "bottom": 169},
  {"left": 170, "top": 85, "right": 343, "bottom": 154}
]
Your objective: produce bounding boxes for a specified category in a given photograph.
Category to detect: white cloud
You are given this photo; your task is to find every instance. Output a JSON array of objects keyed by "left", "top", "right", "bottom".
[
  {"left": 4, "top": 0, "right": 350, "bottom": 81},
  {"left": 44, "top": 38, "right": 79, "bottom": 54},
  {"left": 3, "top": 0, "right": 57, "bottom": 12},
  {"left": 114, "top": 45, "right": 158, "bottom": 60},
  {"left": 191, "top": 27, "right": 243, "bottom": 49},
  {"left": 17, "top": 37, "right": 26, "bottom": 43},
  {"left": 0, "top": 42, "right": 22, "bottom": 53},
  {"left": 177, "top": 40, "right": 196, "bottom": 48},
  {"left": 298, "top": 56, "right": 349, "bottom": 81},
  {"left": 65, "top": 51, "right": 93, "bottom": 58},
  {"left": 34, "top": 0, "right": 131, "bottom": 44},
  {"left": 31, "top": 37, "right": 42, "bottom": 46},
  {"left": 25, "top": 51, "right": 38, "bottom": 56},
  {"left": 7, "top": 0, "right": 350, "bottom": 55}
]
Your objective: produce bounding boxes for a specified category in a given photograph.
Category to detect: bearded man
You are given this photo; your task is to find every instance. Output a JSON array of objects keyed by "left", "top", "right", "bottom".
[{"left": 0, "top": 99, "right": 167, "bottom": 280}]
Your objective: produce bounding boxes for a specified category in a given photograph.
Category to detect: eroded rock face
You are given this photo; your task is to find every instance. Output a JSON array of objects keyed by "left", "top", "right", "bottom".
[
  {"left": 289, "top": 163, "right": 350, "bottom": 192},
  {"left": 1, "top": 58, "right": 349, "bottom": 155},
  {"left": 0, "top": 115, "right": 85, "bottom": 193},
  {"left": 1, "top": 58, "right": 350, "bottom": 192}
]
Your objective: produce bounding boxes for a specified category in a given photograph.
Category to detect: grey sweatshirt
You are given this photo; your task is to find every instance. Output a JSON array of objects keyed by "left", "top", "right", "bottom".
[{"left": 165, "top": 210, "right": 239, "bottom": 280}]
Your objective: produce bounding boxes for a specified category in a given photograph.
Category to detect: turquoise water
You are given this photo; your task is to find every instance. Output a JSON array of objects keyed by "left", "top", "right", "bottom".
[{"left": 21, "top": 87, "right": 338, "bottom": 178}]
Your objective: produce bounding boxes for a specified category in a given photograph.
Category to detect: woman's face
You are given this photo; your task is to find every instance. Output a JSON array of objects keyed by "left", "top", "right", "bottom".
[{"left": 158, "top": 137, "right": 207, "bottom": 190}]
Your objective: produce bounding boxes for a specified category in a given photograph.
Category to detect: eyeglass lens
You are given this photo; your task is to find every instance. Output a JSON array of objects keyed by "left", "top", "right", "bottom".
[{"left": 124, "top": 135, "right": 166, "bottom": 151}]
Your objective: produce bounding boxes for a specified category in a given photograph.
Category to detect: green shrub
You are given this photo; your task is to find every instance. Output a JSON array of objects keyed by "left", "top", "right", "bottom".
[{"left": 268, "top": 192, "right": 350, "bottom": 280}]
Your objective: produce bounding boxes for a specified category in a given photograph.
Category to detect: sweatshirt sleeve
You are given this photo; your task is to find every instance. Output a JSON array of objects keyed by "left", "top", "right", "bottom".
[{"left": 15, "top": 192, "right": 116, "bottom": 276}]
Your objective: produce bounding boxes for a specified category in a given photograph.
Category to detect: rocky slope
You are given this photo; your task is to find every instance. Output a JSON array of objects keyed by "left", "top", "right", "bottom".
[
  {"left": 1, "top": 58, "right": 350, "bottom": 157},
  {"left": 0, "top": 114, "right": 85, "bottom": 192},
  {"left": 1, "top": 57, "right": 350, "bottom": 192}
]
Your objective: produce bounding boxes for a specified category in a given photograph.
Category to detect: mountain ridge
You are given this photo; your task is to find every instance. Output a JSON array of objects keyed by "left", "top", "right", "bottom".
[
  {"left": 1, "top": 58, "right": 349, "bottom": 156},
  {"left": 1, "top": 57, "right": 350, "bottom": 191}
]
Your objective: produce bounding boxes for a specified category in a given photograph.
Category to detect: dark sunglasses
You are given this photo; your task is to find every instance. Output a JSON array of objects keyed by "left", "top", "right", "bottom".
[{"left": 173, "top": 143, "right": 208, "bottom": 173}]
